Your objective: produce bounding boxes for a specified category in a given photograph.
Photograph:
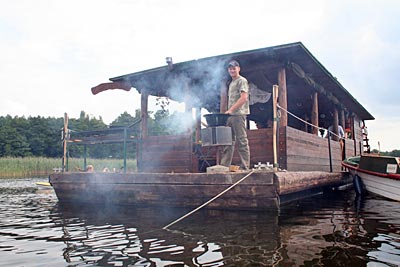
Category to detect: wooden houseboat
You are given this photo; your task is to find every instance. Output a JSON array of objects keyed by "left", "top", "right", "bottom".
[{"left": 50, "top": 42, "right": 374, "bottom": 209}]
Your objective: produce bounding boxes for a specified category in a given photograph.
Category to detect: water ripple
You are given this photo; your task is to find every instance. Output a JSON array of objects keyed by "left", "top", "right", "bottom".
[{"left": 1, "top": 178, "right": 400, "bottom": 266}]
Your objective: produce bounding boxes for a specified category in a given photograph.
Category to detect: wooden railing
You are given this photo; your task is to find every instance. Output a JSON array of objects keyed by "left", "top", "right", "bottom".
[{"left": 138, "top": 134, "right": 193, "bottom": 173}]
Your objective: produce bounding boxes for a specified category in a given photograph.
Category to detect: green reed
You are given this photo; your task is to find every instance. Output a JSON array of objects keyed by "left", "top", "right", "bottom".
[{"left": 0, "top": 157, "right": 137, "bottom": 178}]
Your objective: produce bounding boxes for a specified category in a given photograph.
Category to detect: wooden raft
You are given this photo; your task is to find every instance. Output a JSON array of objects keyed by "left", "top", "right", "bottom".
[
  {"left": 50, "top": 171, "right": 278, "bottom": 210},
  {"left": 49, "top": 170, "right": 350, "bottom": 209}
]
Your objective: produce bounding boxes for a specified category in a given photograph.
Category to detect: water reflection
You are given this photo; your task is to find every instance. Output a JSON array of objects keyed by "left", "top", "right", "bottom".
[
  {"left": 52, "top": 204, "right": 280, "bottom": 266},
  {"left": 0, "top": 178, "right": 400, "bottom": 266}
]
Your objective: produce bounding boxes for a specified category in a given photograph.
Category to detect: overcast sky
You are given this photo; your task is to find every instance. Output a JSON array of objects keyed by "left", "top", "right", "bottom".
[{"left": 1, "top": 0, "right": 399, "bottom": 151}]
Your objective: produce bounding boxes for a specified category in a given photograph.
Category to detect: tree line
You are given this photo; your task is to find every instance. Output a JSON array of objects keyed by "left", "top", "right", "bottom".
[
  {"left": 1, "top": 110, "right": 399, "bottom": 159},
  {"left": 371, "top": 149, "right": 400, "bottom": 157},
  {"left": 0, "top": 109, "right": 190, "bottom": 159}
]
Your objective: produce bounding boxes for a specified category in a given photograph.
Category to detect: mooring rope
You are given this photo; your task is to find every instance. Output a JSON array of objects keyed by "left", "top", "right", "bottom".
[
  {"left": 276, "top": 103, "right": 341, "bottom": 140},
  {"left": 162, "top": 170, "right": 255, "bottom": 230}
]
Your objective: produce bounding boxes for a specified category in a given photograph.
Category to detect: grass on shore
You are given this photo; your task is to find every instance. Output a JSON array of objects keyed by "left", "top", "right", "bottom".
[{"left": 0, "top": 157, "right": 137, "bottom": 178}]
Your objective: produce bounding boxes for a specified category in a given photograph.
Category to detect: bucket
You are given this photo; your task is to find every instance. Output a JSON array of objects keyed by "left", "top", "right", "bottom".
[{"left": 204, "top": 113, "right": 230, "bottom": 127}]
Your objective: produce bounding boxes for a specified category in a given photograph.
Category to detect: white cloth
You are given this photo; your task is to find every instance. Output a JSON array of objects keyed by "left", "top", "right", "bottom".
[
  {"left": 324, "top": 125, "right": 345, "bottom": 138},
  {"left": 249, "top": 83, "right": 271, "bottom": 105}
]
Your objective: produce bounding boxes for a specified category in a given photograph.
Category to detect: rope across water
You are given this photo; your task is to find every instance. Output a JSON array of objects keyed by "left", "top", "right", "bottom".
[{"left": 163, "top": 170, "right": 255, "bottom": 229}]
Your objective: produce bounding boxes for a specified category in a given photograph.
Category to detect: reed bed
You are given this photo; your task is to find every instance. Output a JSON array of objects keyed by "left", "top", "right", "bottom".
[{"left": 0, "top": 157, "right": 137, "bottom": 178}]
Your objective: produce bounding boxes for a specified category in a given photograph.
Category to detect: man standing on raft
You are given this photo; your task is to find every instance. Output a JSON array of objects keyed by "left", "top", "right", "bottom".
[{"left": 220, "top": 60, "right": 250, "bottom": 170}]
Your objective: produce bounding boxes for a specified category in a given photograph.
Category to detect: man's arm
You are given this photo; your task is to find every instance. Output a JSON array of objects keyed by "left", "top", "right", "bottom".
[{"left": 225, "top": 92, "right": 248, "bottom": 114}]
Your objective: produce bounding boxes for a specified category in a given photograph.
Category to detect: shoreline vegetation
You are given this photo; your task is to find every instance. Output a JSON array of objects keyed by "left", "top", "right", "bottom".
[{"left": 0, "top": 157, "right": 137, "bottom": 179}]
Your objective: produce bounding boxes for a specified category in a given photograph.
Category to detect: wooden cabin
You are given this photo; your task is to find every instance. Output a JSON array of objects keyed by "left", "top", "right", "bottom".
[{"left": 92, "top": 42, "right": 374, "bottom": 174}]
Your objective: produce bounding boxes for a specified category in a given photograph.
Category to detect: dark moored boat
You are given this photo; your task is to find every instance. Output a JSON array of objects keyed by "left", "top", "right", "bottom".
[{"left": 342, "top": 154, "right": 400, "bottom": 201}]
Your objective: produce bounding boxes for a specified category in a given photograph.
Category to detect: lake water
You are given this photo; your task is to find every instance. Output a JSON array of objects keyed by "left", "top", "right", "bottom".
[{"left": 0, "top": 178, "right": 399, "bottom": 267}]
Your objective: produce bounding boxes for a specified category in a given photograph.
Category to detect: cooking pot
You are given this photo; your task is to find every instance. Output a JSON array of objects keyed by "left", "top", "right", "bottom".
[{"left": 204, "top": 113, "right": 230, "bottom": 127}]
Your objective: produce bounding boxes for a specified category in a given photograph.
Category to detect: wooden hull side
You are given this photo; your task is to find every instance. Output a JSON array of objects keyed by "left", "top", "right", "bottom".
[
  {"left": 49, "top": 170, "right": 351, "bottom": 209},
  {"left": 49, "top": 172, "right": 278, "bottom": 210},
  {"left": 358, "top": 172, "right": 400, "bottom": 201},
  {"left": 281, "top": 127, "right": 344, "bottom": 172}
]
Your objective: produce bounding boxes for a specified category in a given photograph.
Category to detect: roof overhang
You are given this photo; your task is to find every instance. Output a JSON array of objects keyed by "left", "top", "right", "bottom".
[{"left": 109, "top": 42, "right": 374, "bottom": 120}]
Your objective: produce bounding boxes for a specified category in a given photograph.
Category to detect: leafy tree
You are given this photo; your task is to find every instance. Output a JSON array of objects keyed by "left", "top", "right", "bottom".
[
  {"left": 371, "top": 149, "right": 400, "bottom": 157},
  {"left": 383, "top": 149, "right": 400, "bottom": 157},
  {"left": 0, "top": 109, "right": 197, "bottom": 159},
  {"left": 110, "top": 111, "right": 137, "bottom": 127},
  {"left": 67, "top": 111, "right": 107, "bottom": 159},
  {"left": 26, "top": 116, "right": 53, "bottom": 157},
  {"left": 371, "top": 149, "right": 381, "bottom": 154},
  {"left": 389, "top": 150, "right": 400, "bottom": 157},
  {"left": 105, "top": 110, "right": 142, "bottom": 159},
  {"left": 0, "top": 125, "right": 31, "bottom": 157},
  {"left": 45, "top": 117, "right": 65, "bottom": 157},
  {"left": 148, "top": 110, "right": 170, "bottom": 136}
]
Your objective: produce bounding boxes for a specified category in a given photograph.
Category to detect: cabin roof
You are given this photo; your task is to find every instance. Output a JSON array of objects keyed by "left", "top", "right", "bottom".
[{"left": 110, "top": 42, "right": 374, "bottom": 120}]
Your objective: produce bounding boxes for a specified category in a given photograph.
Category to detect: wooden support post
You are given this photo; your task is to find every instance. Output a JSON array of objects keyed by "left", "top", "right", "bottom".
[
  {"left": 278, "top": 68, "right": 288, "bottom": 127},
  {"left": 194, "top": 107, "right": 201, "bottom": 173},
  {"left": 83, "top": 145, "right": 87, "bottom": 171},
  {"left": 184, "top": 84, "right": 193, "bottom": 134},
  {"left": 276, "top": 69, "right": 286, "bottom": 169},
  {"left": 333, "top": 108, "right": 339, "bottom": 141},
  {"left": 140, "top": 90, "right": 149, "bottom": 138},
  {"left": 311, "top": 92, "right": 319, "bottom": 135},
  {"left": 139, "top": 90, "right": 148, "bottom": 172},
  {"left": 327, "top": 130, "right": 333, "bottom": 172},
  {"left": 350, "top": 114, "right": 356, "bottom": 155},
  {"left": 272, "top": 85, "right": 279, "bottom": 171},
  {"left": 340, "top": 109, "right": 345, "bottom": 130},
  {"left": 184, "top": 83, "right": 194, "bottom": 172},
  {"left": 195, "top": 107, "right": 201, "bottom": 144},
  {"left": 303, "top": 114, "right": 309, "bottom": 132},
  {"left": 62, "top": 113, "right": 69, "bottom": 172},
  {"left": 123, "top": 128, "right": 127, "bottom": 174}
]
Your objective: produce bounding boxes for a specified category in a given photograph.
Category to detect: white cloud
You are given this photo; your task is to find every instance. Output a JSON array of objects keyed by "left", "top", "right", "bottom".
[
  {"left": 0, "top": 99, "right": 29, "bottom": 117},
  {"left": 368, "top": 116, "right": 400, "bottom": 152}
]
